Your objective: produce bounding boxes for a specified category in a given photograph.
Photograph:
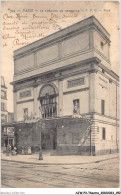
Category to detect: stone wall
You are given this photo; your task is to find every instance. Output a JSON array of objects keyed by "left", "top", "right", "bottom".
[{"left": 56, "top": 117, "right": 93, "bottom": 155}]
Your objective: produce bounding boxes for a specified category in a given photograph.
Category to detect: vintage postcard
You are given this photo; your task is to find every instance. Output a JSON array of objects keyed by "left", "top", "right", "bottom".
[{"left": 1, "top": 1, "right": 120, "bottom": 194}]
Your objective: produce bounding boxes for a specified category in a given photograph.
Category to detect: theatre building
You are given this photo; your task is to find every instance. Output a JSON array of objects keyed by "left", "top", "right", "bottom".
[{"left": 10, "top": 16, "right": 119, "bottom": 155}]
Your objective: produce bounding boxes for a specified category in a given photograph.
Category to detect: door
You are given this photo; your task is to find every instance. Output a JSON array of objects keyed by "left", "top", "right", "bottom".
[{"left": 8, "top": 138, "right": 14, "bottom": 149}]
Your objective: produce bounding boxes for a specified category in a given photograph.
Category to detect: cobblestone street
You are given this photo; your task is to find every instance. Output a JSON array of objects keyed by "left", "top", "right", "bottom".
[{"left": 1, "top": 156, "right": 119, "bottom": 188}]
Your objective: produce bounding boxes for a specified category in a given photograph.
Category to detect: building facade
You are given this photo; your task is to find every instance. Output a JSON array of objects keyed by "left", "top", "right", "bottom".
[
  {"left": 11, "top": 16, "right": 119, "bottom": 155},
  {"left": 8, "top": 112, "right": 14, "bottom": 123},
  {"left": 1, "top": 76, "right": 8, "bottom": 124},
  {"left": 1, "top": 77, "right": 15, "bottom": 149}
]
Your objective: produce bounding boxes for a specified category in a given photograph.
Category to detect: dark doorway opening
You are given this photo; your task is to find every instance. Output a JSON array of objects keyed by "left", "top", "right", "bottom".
[{"left": 41, "top": 129, "right": 57, "bottom": 150}]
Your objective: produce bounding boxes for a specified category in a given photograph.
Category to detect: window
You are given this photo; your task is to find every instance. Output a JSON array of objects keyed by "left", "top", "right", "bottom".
[
  {"left": 1, "top": 114, "right": 7, "bottom": 123},
  {"left": 40, "top": 95, "right": 56, "bottom": 118},
  {"left": 102, "top": 128, "right": 106, "bottom": 140},
  {"left": 5, "top": 115, "right": 7, "bottom": 122},
  {"left": 1, "top": 103, "right": 4, "bottom": 111},
  {"left": 1, "top": 90, "right": 6, "bottom": 99},
  {"left": 100, "top": 41, "right": 104, "bottom": 50},
  {"left": 1, "top": 114, "right": 5, "bottom": 123},
  {"left": 73, "top": 99, "right": 80, "bottom": 114},
  {"left": 68, "top": 77, "right": 84, "bottom": 88},
  {"left": 101, "top": 99, "right": 105, "bottom": 115},
  {"left": 1, "top": 102, "right": 6, "bottom": 111},
  {"left": 4, "top": 91, "right": 7, "bottom": 99},
  {"left": 39, "top": 85, "right": 57, "bottom": 119},
  {"left": 102, "top": 69, "right": 105, "bottom": 74},
  {"left": 20, "top": 90, "right": 31, "bottom": 99},
  {"left": 23, "top": 108, "right": 28, "bottom": 120}
]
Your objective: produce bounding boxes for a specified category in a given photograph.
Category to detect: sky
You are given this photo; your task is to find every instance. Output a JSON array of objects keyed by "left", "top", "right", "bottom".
[{"left": 1, "top": 1, "right": 120, "bottom": 112}]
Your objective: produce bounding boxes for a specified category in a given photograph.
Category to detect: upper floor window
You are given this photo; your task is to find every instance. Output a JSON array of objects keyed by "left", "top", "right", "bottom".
[
  {"left": 102, "top": 69, "right": 105, "bottom": 74},
  {"left": 20, "top": 90, "right": 31, "bottom": 99},
  {"left": 102, "top": 128, "right": 106, "bottom": 140},
  {"left": 39, "top": 85, "right": 57, "bottom": 118},
  {"left": 1, "top": 114, "right": 7, "bottom": 123},
  {"left": 23, "top": 108, "right": 28, "bottom": 120},
  {"left": 40, "top": 96, "right": 56, "bottom": 118},
  {"left": 68, "top": 77, "right": 84, "bottom": 88},
  {"left": 100, "top": 41, "right": 104, "bottom": 50},
  {"left": 101, "top": 99, "right": 105, "bottom": 115},
  {"left": 1, "top": 90, "right": 7, "bottom": 99},
  {"left": 1, "top": 102, "right": 6, "bottom": 111},
  {"left": 73, "top": 99, "right": 80, "bottom": 114}
]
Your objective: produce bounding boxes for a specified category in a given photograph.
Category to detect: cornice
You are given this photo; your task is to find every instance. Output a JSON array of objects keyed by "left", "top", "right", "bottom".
[
  {"left": 90, "top": 112, "right": 119, "bottom": 121},
  {"left": 11, "top": 57, "right": 101, "bottom": 86},
  {"left": 63, "top": 87, "right": 89, "bottom": 95},
  {"left": 98, "top": 71, "right": 119, "bottom": 85},
  {"left": 94, "top": 119, "right": 119, "bottom": 127},
  {"left": 17, "top": 98, "right": 34, "bottom": 104},
  {"left": 94, "top": 48, "right": 111, "bottom": 64},
  {"left": 98, "top": 63, "right": 119, "bottom": 81},
  {"left": 93, "top": 24, "right": 110, "bottom": 45},
  {"left": 14, "top": 48, "right": 93, "bottom": 76},
  {"left": 11, "top": 63, "right": 119, "bottom": 92}
]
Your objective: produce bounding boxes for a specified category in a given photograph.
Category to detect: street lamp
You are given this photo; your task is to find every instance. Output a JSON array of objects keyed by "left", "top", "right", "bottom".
[{"left": 39, "top": 124, "right": 43, "bottom": 160}]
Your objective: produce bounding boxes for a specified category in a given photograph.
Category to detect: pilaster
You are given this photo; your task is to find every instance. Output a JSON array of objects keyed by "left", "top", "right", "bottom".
[
  {"left": 33, "top": 85, "right": 40, "bottom": 117},
  {"left": 89, "top": 71, "right": 95, "bottom": 112},
  {"left": 58, "top": 79, "right": 63, "bottom": 117},
  {"left": 89, "top": 30, "right": 94, "bottom": 49},
  {"left": 13, "top": 90, "right": 17, "bottom": 121}
]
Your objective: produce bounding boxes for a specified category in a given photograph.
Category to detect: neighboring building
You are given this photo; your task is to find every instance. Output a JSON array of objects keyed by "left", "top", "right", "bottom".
[
  {"left": 10, "top": 16, "right": 119, "bottom": 155},
  {"left": 1, "top": 76, "right": 8, "bottom": 123},
  {"left": 8, "top": 112, "right": 14, "bottom": 123},
  {"left": 1, "top": 77, "right": 14, "bottom": 149}
]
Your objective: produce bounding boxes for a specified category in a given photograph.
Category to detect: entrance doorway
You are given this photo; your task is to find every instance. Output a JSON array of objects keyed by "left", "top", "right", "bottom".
[
  {"left": 41, "top": 129, "right": 57, "bottom": 150},
  {"left": 8, "top": 138, "right": 14, "bottom": 149}
]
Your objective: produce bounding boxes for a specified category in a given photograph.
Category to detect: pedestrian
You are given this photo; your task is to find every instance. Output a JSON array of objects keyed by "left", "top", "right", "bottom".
[
  {"left": 22, "top": 147, "right": 24, "bottom": 155},
  {"left": 14, "top": 146, "right": 17, "bottom": 155},
  {"left": 6, "top": 144, "right": 11, "bottom": 156},
  {"left": 12, "top": 146, "right": 17, "bottom": 155},
  {"left": 9, "top": 145, "right": 12, "bottom": 155},
  {"left": 6, "top": 145, "right": 9, "bottom": 156},
  {"left": 28, "top": 146, "right": 32, "bottom": 155}
]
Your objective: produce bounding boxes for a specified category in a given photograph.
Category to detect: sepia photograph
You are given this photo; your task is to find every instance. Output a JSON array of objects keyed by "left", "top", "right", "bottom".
[{"left": 1, "top": 0, "right": 120, "bottom": 193}]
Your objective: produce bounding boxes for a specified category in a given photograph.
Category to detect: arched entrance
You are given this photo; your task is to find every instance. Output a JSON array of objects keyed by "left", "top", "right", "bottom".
[
  {"left": 38, "top": 84, "right": 58, "bottom": 150},
  {"left": 38, "top": 84, "right": 57, "bottom": 118}
]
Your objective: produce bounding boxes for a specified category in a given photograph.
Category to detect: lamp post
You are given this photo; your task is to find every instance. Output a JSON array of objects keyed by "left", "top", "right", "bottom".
[{"left": 39, "top": 126, "right": 43, "bottom": 160}]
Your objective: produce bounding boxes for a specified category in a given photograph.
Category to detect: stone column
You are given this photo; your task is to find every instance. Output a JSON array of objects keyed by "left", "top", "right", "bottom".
[{"left": 58, "top": 79, "right": 63, "bottom": 117}]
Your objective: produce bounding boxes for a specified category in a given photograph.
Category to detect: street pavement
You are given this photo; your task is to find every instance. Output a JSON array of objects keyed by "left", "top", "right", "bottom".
[
  {"left": 1, "top": 152, "right": 120, "bottom": 188},
  {"left": 1, "top": 152, "right": 119, "bottom": 165}
]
